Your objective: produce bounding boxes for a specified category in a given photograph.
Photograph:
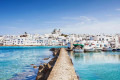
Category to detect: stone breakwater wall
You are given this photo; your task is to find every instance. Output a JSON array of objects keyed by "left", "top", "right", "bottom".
[
  {"left": 36, "top": 48, "right": 79, "bottom": 80},
  {"left": 47, "top": 48, "right": 79, "bottom": 80},
  {"left": 36, "top": 48, "right": 60, "bottom": 80}
]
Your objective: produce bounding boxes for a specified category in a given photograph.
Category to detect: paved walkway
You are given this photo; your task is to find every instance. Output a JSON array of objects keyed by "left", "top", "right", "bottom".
[{"left": 47, "top": 48, "right": 78, "bottom": 80}]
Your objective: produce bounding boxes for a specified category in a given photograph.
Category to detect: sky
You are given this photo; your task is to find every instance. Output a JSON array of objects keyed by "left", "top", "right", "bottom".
[{"left": 0, "top": 0, "right": 120, "bottom": 35}]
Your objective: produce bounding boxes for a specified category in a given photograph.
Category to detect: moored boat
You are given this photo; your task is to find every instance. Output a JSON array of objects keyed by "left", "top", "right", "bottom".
[
  {"left": 112, "top": 48, "right": 117, "bottom": 51},
  {"left": 73, "top": 44, "right": 84, "bottom": 52},
  {"left": 84, "top": 48, "right": 95, "bottom": 52},
  {"left": 102, "top": 47, "right": 113, "bottom": 51},
  {"left": 116, "top": 48, "right": 120, "bottom": 51},
  {"left": 73, "top": 49, "right": 84, "bottom": 52},
  {"left": 94, "top": 47, "right": 102, "bottom": 52}
]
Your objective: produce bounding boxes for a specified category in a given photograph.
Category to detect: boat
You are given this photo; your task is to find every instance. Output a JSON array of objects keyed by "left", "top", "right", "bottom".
[
  {"left": 73, "top": 48, "right": 84, "bottom": 52},
  {"left": 73, "top": 44, "right": 84, "bottom": 52},
  {"left": 94, "top": 47, "right": 102, "bottom": 52},
  {"left": 84, "top": 44, "right": 95, "bottom": 52},
  {"left": 112, "top": 48, "right": 117, "bottom": 51},
  {"left": 102, "top": 47, "right": 113, "bottom": 51},
  {"left": 116, "top": 48, "right": 120, "bottom": 51},
  {"left": 84, "top": 48, "right": 95, "bottom": 52}
]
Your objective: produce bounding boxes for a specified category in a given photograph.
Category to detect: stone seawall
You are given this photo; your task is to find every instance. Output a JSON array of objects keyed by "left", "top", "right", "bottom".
[
  {"left": 36, "top": 48, "right": 79, "bottom": 80},
  {"left": 36, "top": 48, "right": 60, "bottom": 80},
  {"left": 47, "top": 48, "right": 78, "bottom": 80}
]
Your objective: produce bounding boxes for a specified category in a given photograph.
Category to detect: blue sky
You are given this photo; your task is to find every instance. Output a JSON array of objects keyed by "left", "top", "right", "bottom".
[{"left": 0, "top": 0, "right": 120, "bottom": 35}]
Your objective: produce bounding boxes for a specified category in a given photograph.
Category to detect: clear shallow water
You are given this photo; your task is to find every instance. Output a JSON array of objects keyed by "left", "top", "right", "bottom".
[
  {"left": 0, "top": 46, "right": 65, "bottom": 80},
  {"left": 68, "top": 51, "right": 120, "bottom": 80}
]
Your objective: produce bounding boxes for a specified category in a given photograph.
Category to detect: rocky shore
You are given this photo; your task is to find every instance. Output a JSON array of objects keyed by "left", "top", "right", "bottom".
[{"left": 36, "top": 48, "right": 60, "bottom": 80}]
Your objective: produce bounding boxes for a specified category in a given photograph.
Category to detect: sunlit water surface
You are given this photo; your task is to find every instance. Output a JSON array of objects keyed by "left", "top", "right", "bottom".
[
  {"left": 68, "top": 51, "right": 120, "bottom": 80},
  {"left": 0, "top": 46, "right": 64, "bottom": 80}
]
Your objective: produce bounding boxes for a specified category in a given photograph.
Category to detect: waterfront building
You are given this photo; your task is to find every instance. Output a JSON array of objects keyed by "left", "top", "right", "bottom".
[
  {"left": 0, "top": 36, "right": 3, "bottom": 45},
  {"left": 0, "top": 29, "right": 120, "bottom": 48}
]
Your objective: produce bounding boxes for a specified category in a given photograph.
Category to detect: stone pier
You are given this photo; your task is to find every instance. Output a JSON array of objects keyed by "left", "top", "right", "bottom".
[{"left": 47, "top": 48, "right": 78, "bottom": 80}]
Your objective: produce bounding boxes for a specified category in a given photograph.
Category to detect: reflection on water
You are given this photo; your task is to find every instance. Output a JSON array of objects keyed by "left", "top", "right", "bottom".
[{"left": 68, "top": 51, "right": 120, "bottom": 80}]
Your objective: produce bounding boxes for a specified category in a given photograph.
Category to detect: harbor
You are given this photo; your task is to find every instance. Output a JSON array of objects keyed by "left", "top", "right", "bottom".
[
  {"left": 67, "top": 42, "right": 120, "bottom": 53},
  {"left": 0, "top": 30, "right": 120, "bottom": 80},
  {"left": 1, "top": 0, "right": 120, "bottom": 80}
]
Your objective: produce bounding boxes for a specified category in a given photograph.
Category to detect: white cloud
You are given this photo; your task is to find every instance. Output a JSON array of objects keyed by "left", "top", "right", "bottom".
[
  {"left": 26, "top": 16, "right": 120, "bottom": 34},
  {"left": 61, "top": 18, "right": 120, "bottom": 34},
  {"left": 62, "top": 16, "right": 97, "bottom": 25},
  {"left": 62, "top": 16, "right": 96, "bottom": 21},
  {"left": 38, "top": 16, "right": 120, "bottom": 34}
]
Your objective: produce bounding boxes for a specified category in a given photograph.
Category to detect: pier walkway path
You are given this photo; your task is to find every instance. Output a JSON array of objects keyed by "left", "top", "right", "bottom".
[{"left": 47, "top": 48, "right": 78, "bottom": 80}]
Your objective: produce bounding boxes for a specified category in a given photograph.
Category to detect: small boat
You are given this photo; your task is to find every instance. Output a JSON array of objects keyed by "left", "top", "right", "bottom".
[
  {"left": 84, "top": 48, "right": 95, "bottom": 52},
  {"left": 73, "top": 48, "right": 84, "bottom": 52},
  {"left": 94, "top": 46, "right": 102, "bottom": 51},
  {"left": 116, "top": 48, "right": 120, "bottom": 51},
  {"left": 73, "top": 44, "right": 84, "bottom": 52},
  {"left": 102, "top": 47, "right": 113, "bottom": 51},
  {"left": 112, "top": 48, "right": 117, "bottom": 51},
  {"left": 95, "top": 48, "right": 102, "bottom": 52}
]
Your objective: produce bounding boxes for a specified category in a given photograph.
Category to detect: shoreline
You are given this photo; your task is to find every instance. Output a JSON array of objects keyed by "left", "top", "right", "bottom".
[{"left": 36, "top": 48, "right": 60, "bottom": 80}]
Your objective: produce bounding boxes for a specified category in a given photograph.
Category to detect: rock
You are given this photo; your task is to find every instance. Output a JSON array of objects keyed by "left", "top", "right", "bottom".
[
  {"left": 44, "top": 71, "right": 51, "bottom": 80},
  {"left": 77, "top": 76, "right": 79, "bottom": 79},
  {"left": 43, "top": 63, "right": 47, "bottom": 66},
  {"left": 48, "top": 57, "right": 57, "bottom": 66},
  {"left": 36, "top": 49, "right": 59, "bottom": 80},
  {"left": 47, "top": 63, "right": 52, "bottom": 69},
  {"left": 50, "top": 48, "right": 56, "bottom": 51},
  {"left": 33, "top": 66, "right": 37, "bottom": 68},
  {"left": 38, "top": 65, "right": 44, "bottom": 73},
  {"left": 42, "top": 63, "right": 52, "bottom": 74},
  {"left": 70, "top": 59, "right": 73, "bottom": 65},
  {"left": 48, "top": 60, "right": 54, "bottom": 66},
  {"left": 36, "top": 73, "right": 44, "bottom": 80},
  {"left": 39, "top": 65, "right": 43, "bottom": 70},
  {"left": 43, "top": 57, "right": 49, "bottom": 60},
  {"left": 53, "top": 52, "right": 57, "bottom": 56},
  {"left": 31, "top": 64, "right": 34, "bottom": 65}
]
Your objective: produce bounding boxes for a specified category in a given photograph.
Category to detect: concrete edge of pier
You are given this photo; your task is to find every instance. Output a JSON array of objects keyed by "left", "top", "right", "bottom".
[{"left": 47, "top": 48, "right": 79, "bottom": 80}]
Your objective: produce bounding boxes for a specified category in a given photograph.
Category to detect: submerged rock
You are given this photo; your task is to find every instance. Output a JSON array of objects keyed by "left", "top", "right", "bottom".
[
  {"left": 31, "top": 64, "right": 34, "bottom": 65},
  {"left": 50, "top": 48, "right": 56, "bottom": 51},
  {"left": 39, "top": 65, "right": 44, "bottom": 70},
  {"left": 43, "top": 57, "right": 50, "bottom": 60},
  {"left": 38, "top": 65, "right": 44, "bottom": 73},
  {"left": 36, "top": 73, "right": 44, "bottom": 80},
  {"left": 53, "top": 52, "right": 57, "bottom": 56},
  {"left": 33, "top": 66, "right": 38, "bottom": 68}
]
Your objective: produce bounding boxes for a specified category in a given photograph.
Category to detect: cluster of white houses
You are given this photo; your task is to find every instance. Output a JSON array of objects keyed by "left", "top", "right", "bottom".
[{"left": 0, "top": 29, "right": 120, "bottom": 49}]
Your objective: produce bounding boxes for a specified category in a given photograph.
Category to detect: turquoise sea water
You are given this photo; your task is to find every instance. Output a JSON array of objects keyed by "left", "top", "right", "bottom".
[
  {"left": 68, "top": 51, "right": 120, "bottom": 80},
  {"left": 0, "top": 46, "right": 64, "bottom": 80}
]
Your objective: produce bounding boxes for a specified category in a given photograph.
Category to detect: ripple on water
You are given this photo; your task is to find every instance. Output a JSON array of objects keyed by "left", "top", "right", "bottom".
[
  {"left": 0, "top": 46, "right": 64, "bottom": 80},
  {"left": 68, "top": 51, "right": 120, "bottom": 80}
]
